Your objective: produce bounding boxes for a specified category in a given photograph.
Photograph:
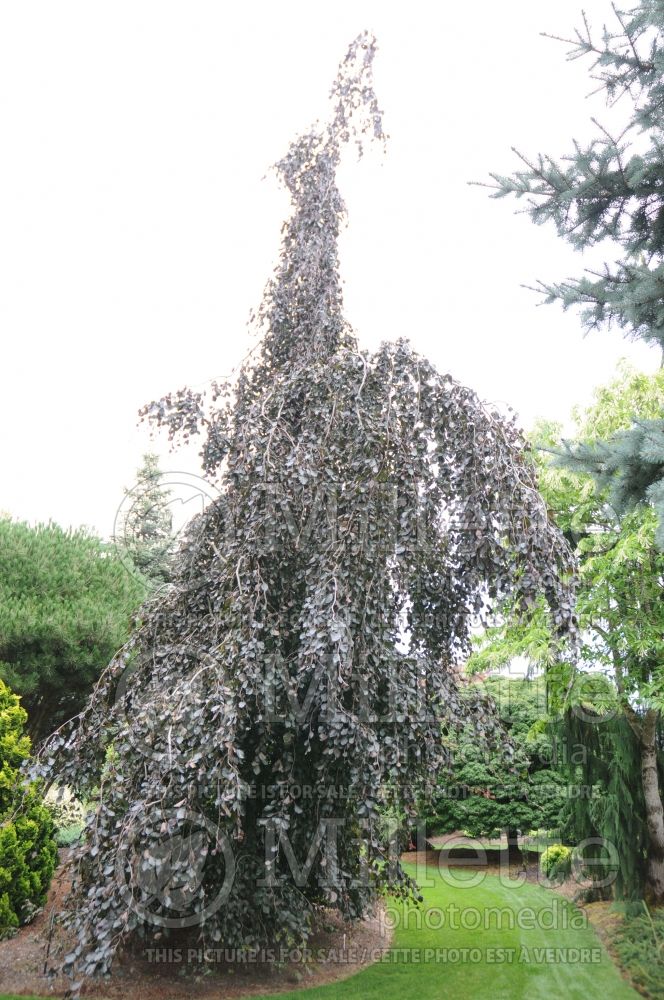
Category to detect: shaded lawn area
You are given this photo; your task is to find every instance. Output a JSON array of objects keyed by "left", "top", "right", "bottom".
[
  {"left": 248, "top": 864, "right": 637, "bottom": 1000},
  {"left": 427, "top": 832, "right": 550, "bottom": 854},
  {"left": 0, "top": 865, "right": 637, "bottom": 1000}
]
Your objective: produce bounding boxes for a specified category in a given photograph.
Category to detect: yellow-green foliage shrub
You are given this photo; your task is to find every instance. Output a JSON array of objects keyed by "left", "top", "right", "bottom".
[
  {"left": 540, "top": 844, "right": 572, "bottom": 881},
  {"left": 0, "top": 680, "right": 57, "bottom": 937}
]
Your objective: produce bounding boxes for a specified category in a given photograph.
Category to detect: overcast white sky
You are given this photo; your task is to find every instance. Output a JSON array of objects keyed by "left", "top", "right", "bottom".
[{"left": 1, "top": 0, "right": 660, "bottom": 537}]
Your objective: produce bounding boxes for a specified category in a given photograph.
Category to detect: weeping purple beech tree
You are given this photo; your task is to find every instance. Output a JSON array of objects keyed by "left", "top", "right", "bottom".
[{"left": 40, "top": 33, "right": 576, "bottom": 985}]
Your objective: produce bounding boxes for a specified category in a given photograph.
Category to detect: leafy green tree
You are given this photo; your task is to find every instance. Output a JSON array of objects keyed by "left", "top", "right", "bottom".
[
  {"left": 0, "top": 520, "right": 147, "bottom": 741},
  {"left": 485, "top": 1, "right": 664, "bottom": 544},
  {"left": 115, "top": 453, "right": 175, "bottom": 586},
  {"left": 472, "top": 364, "right": 664, "bottom": 900},
  {"left": 40, "top": 34, "right": 575, "bottom": 984},
  {"left": 0, "top": 679, "right": 57, "bottom": 936},
  {"left": 425, "top": 678, "right": 567, "bottom": 848}
]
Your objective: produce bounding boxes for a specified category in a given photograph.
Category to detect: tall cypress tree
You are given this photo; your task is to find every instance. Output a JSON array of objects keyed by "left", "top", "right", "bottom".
[
  {"left": 115, "top": 453, "right": 175, "bottom": 585},
  {"left": 41, "top": 34, "right": 575, "bottom": 984}
]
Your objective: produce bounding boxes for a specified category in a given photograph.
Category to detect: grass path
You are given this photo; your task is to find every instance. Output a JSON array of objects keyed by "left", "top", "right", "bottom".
[{"left": 251, "top": 865, "right": 637, "bottom": 1000}]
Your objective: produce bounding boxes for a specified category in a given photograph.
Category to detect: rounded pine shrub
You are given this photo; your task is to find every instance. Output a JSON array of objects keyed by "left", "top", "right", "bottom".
[
  {"left": 540, "top": 844, "right": 572, "bottom": 882},
  {"left": 0, "top": 679, "right": 57, "bottom": 937}
]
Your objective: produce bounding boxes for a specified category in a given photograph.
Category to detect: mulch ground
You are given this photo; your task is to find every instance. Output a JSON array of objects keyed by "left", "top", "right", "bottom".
[{"left": 0, "top": 853, "right": 391, "bottom": 999}]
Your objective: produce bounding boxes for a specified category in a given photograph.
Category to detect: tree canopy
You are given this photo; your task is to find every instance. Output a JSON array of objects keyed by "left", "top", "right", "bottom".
[
  {"left": 471, "top": 363, "right": 664, "bottom": 899},
  {"left": 425, "top": 677, "right": 567, "bottom": 843},
  {"left": 485, "top": 1, "right": 664, "bottom": 544},
  {"left": 40, "top": 33, "right": 576, "bottom": 986},
  {"left": 0, "top": 519, "right": 147, "bottom": 742}
]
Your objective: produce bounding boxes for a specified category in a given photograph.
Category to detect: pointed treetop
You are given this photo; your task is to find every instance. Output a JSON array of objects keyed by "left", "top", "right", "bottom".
[{"left": 259, "top": 32, "right": 385, "bottom": 369}]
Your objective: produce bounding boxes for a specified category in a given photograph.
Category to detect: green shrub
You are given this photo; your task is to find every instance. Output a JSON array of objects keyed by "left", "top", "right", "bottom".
[
  {"left": 540, "top": 844, "right": 572, "bottom": 881},
  {"left": 0, "top": 680, "right": 57, "bottom": 937},
  {"left": 613, "top": 903, "right": 664, "bottom": 999},
  {"left": 54, "top": 820, "right": 84, "bottom": 848}
]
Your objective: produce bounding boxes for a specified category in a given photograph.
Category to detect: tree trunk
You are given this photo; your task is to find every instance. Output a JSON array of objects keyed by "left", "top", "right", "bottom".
[
  {"left": 506, "top": 826, "right": 520, "bottom": 856},
  {"left": 641, "top": 709, "right": 664, "bottom": 902},
  {"left": 24, "top": 695, "right": 48, "bottom": 744}
]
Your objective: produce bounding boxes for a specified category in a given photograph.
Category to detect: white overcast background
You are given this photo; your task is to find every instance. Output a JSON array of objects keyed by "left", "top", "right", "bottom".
[{"left": 1, "top": 0, "right": 660, "bottom": 536}]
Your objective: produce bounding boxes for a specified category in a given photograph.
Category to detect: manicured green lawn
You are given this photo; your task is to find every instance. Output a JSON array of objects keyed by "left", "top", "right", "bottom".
[
  {"left": 252, "top": 865, "right": 637, "bottom": 1000},
  {"left": 0, "top": 865, "right": 636, "bottom": 1000}
]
